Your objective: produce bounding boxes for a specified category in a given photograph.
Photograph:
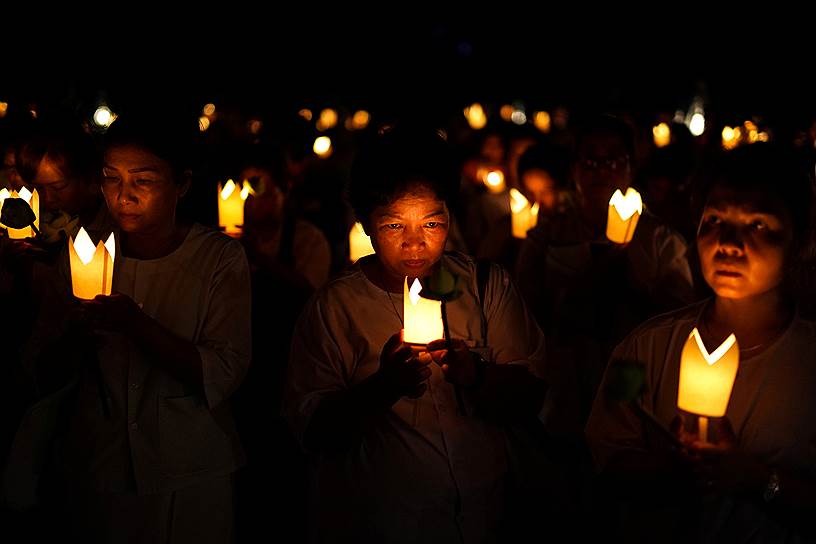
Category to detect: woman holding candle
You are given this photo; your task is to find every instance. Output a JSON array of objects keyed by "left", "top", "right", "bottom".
[
  {"left": 43, "top": 113, "right": 251, "bottom": 543},
  {"left": 586, "top": 143, "right": 816, "bottom": 542},
  {"left": 285, "top": 125, "right": 548, "bottom": 543}
]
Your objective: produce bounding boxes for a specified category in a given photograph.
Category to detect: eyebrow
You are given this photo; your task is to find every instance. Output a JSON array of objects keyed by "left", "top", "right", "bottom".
[
  {"left": 380, "top": 208, "right": 447, "bottom": 220},
  {"left": 705, "top": 202, "right": 778, "bottom": 216},
  {"left": 102, "top": 164, "right": 161, "bottom": 174}
]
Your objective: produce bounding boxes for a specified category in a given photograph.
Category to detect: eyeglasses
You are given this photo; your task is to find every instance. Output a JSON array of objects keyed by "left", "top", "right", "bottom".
[{"left": 579, "top": 155, "right": 629, "bottom": 172}]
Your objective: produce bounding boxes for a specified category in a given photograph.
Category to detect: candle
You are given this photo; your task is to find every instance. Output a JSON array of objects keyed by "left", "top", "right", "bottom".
[
  {"left": 349, "top": 222, "right": 375, "bottom": 263},
  {"left": 510, "top": 188, "right": 539, "bottom": 239},
  {"left": 606, "top": 187, "right": 642, "bottom": 244},
  {"left": 68, "top": 227, "right": 115, "bottom": 300},
  {"left": 402, "top": 277, "right": 444, "bottom": 345},
  {"left": 0, "top": 187, "right": 40, "bottom": 239}
]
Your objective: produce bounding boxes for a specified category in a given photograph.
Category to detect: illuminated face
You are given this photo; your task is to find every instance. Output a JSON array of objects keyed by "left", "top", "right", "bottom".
[
  {"left": 697, "top": 185, "right": 794, "bottom": 300},
  {"left": 102, "top": 145, "right": 187, "bottom": 235},
  {"left": 574, "top": 132, "right": 631, "bottom": 220},
  {"left": 368, "top": 184, "right": 449, "bottom": 283},
  {"left": 522, "top": 168, "right": 558, "bottom": 213},
  {"left": 31, "top": 155, "right": 96, "bottom": 215},
  {"left": 241, "top": 166, "right": 286, "bottom": 227}
]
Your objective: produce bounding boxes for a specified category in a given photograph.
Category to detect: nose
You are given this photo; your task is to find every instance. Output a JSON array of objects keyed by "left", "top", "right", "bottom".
[
  {"left": 717, "top": 223, "right": 745, "bottom": 257},
  {"left": 401, "top": 225, "right": 426, "bottom": 252},
  {"left": 116, "top": 181, "right": 138, "bottom": 206}
]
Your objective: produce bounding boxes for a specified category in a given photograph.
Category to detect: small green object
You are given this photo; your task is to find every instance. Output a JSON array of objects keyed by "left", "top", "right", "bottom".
[
  {"left": 605, "top": 359, "right": 646, "bottom": 402},
  {"left": 421, "top": 265, "right": 462, "bottom": 301}
]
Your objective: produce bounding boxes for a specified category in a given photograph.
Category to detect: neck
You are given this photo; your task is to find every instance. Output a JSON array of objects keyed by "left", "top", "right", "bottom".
[
  {"left": 122, "top": 222, "right": 188, "bottom": 260},
  {"left": 706, "top": 289, "right": 793, "bottom": 350},
  {"left": 361, "top": 257, "right": 437, "bottom": 294}
]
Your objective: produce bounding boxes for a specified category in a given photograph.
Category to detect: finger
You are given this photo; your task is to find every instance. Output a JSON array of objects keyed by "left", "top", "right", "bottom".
[
  {"left": 383, "top": 332, "right": 404, "bottom": 355},
  {"left": 414, "top": 352, "right": 433, "bottom": 366},
  {"left": 415, "top": 366, "right": 432, "bottom": 381}
]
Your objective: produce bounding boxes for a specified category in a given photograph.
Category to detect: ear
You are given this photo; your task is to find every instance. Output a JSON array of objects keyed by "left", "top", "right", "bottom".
[{"left": 177, "top": 169, "right": 192, "bottom": 198}]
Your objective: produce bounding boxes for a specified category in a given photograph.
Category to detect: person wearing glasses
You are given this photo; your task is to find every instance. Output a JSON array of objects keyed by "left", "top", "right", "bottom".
[{"left": 515, "top": 114, "right": 695, "bottom": 439}]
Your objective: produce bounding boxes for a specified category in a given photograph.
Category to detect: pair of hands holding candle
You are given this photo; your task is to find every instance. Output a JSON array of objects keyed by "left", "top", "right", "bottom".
[
  {"left": 377, "top": 332, "right": 478, "bottom": 399},
  {"left": 670, "top": 415, "right": 769, "bottom": 497},
  {"left": 78, "top": 292, "right": 145, "bottom": 334}
]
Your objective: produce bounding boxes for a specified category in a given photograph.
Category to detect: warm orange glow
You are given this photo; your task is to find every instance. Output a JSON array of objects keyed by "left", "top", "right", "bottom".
[
  {"left": 722, "top": 126, "right": 738, "bottom": 150},
  {"left": 0, "top": 187, "right": 39, "bottom": 239},
  {"left": 677, "top": 328, "right": 739, "bottom": 417},
  {"left": 198, "top": 116, "right": 210, "bottom": 132},
  {"left": 510, "top": 188, "right": 539, "bottom": 238},
  {"left": 349, "top": 222, "right": 375, "bottom": 262},
  {"left": 203, "top": 103, "right": 216, "bottom": 116},
  {"left": 533, "top": 111, "right": 551, "bottom": 133},
  {"left": 0, "top": 102, "right": 7, "bottom": 118},
  {"left": 317, "top": 108, "right": 338, "bottom": 131},
  {"left": 351, "top": 110, "right": 370, "bottom": 130},
  {"left": 464, "top": 103, "right": 488, "bottom": 130},
  {"left": 652, "top": 122, "right": 671, "bottom": 148},
  {"left": 69, "top": 228, "right": 115, "bottom": 300},
  {"left": 218, "top": 179, "right": 249, "bottom": 236},
  {"left": 313, "top": 136, "right": 333, "bottom": 158},
  {"left": 402, "top": 278, "right": 444, "bottom": 345},
  {"left": 248, "top": 119, "right": 263, "bottom": 135},
  {"left": 499, "top": 105, "right": 514, "bottom": 122},
  {"left": 298, "top": 108, "right": 313, "bottom": 122},
  {"left": 480, "top": 168, "right": 506, "bottom": 193},
  {"left": 607, "top": 188, "right": 642, "bottom": 244}
]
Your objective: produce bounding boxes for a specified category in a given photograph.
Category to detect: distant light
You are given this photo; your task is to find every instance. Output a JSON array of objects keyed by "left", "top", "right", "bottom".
[
  {"left": 511, "top": 110, "right": 527, "bottom": 125},
  {"left": 757, "top": 131, "right": 769, "bottom": 142},
  {"left": 744, "top": 120, "right": 757, "bottom": 132},
  {"left": 533, "top": 111, "right": 551, "bottom": 133},
  {"left": 351, "top": 110, "right": 370, "bottom": 130},
  {"left": 688, "top": 113, "right": 705, "bottom": 137},
  {"left": 652, "top": 122, "right": 671, "bottom": 148},
  {"left": 298, "top": 108, "right": 313, "bottom": 122},
  {"left": 464, "top": 103, "right": 487, "bottom": 130},
  {"left": 483, "top": 170, "right": 506, "bottom": 193},
  {"left": 199, "top": 116, "right": 211, "bottom": 132},
  {"left": 317, "top": 108, "right": 338, "bottom": 131},
  {"left": 673, "top": 110, "right": 686, "bottom": 124},
  {"left": 93, "top": 106, "right": 116, "bottom": 128},
  {"left": 500, "top": 105, "right": 514, "bottom": 122},
  {"left": 313, "top": 136, "right": 333, "bottom": 157},
  {"left": 248, "top": 119, "right": 263, "bottom": 135},
  {"left": 721, "top": 126, "right": 737, "bottom": 150},
  {"left": 0, "top": 102, "right": 7, "bottom": 118},
  {"left": 203, "top": 103, "right": 216, "bottom": 116}
]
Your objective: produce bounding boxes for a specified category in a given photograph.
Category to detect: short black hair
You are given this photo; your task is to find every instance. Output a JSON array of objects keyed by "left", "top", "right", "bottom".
[
  {"left": 102, "top": 108, "right": 201, "bottom": 184},
  {"left": 348, "top": 124, "right": 459, "bottom": 225},
  {"left": 16, "top": 115, "right": 100, "bottom": 186},
  {"left": 693, "top": 143, "right": 814, "bottom": 243}
]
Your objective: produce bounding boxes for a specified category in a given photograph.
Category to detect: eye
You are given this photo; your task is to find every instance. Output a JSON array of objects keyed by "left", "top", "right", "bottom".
[
  {"left": 102, "top": 176, "right": 120, "bottom": 184},
  {"left": 384, "top": 223, "right": 402, "bottom": 230},
  {"left": 136, "top": 178, "right": 156, "bottom": 186},
  {"left": 425, "top": 222, "right": 438, "bottom": 228},
  {"left": 750, "top": 220, "right": 767, "bottom": 231},
  {"left": 704, "top": 214, "right": 722, "bottom": 226}
]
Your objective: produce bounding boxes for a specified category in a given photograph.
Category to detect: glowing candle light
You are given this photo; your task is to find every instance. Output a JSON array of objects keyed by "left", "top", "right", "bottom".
[
  {"left": 510, "top": 188, "right": 539, "bottom": 239},
  {"left": 68, "top": 228, "right": 115, "bottom": 300},
  {"left": 402, "top": 278, "right": 444, "bottom": 346},
  {"left": 677, "top": 327, "right": 740, "bottom": 442},
  {"left": 606, "top": 187, "right": 643, "bottom": 244}
]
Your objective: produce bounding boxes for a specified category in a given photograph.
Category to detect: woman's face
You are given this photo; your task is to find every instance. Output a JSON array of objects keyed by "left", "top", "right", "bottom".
[
  {"left": 697, "top": 184, "right": 795, "bottom": 300},
  {"left": 32, "top": 154, "right": 97, "bottom": 215},
  {"left": 241, "top": 166, "right": 286, "bottom": 227},
  {"left": 368, "top": 185, "right": 450, "bottom": 282},
  {"left": 102, "top": 144, "right": 187, "bottom": 235}
]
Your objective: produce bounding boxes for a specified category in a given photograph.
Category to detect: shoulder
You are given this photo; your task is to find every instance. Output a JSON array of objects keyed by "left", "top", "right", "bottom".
[
  {"left": 637, "top": 210, "right": 689, "bottom": 249},
  {"left": 620, "top": 300, "right": 705, "bottom": 349},
  {"left": 183, "top": 223, "right": 248, "bottom": 268}
]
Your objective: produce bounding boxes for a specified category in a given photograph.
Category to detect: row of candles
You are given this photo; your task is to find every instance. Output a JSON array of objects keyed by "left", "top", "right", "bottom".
[{"left": 2, "top": 180, "right": 733, "bottom": 442}]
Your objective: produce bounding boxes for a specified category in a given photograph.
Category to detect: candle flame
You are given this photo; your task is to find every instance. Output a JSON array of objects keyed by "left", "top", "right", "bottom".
[
  {"left": 690, "top": 328, "right": 738, "bottom": 365},
  {"left": 509, "top": 188, "right": 530, "bottom": 213},
  {"left": 408, "top": 278, "right": 422, "bottom": 305},
  {"left": 220, "top": 179, "right": 236, "bottom": 200},
  {"left": 609, "top": 188, "right": 643, "bottom": 221},
  {"left": 73, "top": 227, "right": 97, "bottom": 265}
]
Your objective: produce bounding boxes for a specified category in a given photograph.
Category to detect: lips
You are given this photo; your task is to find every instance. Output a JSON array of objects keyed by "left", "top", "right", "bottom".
[{"left": 402, "top": 259, "right": 427, "bottom": 269}]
